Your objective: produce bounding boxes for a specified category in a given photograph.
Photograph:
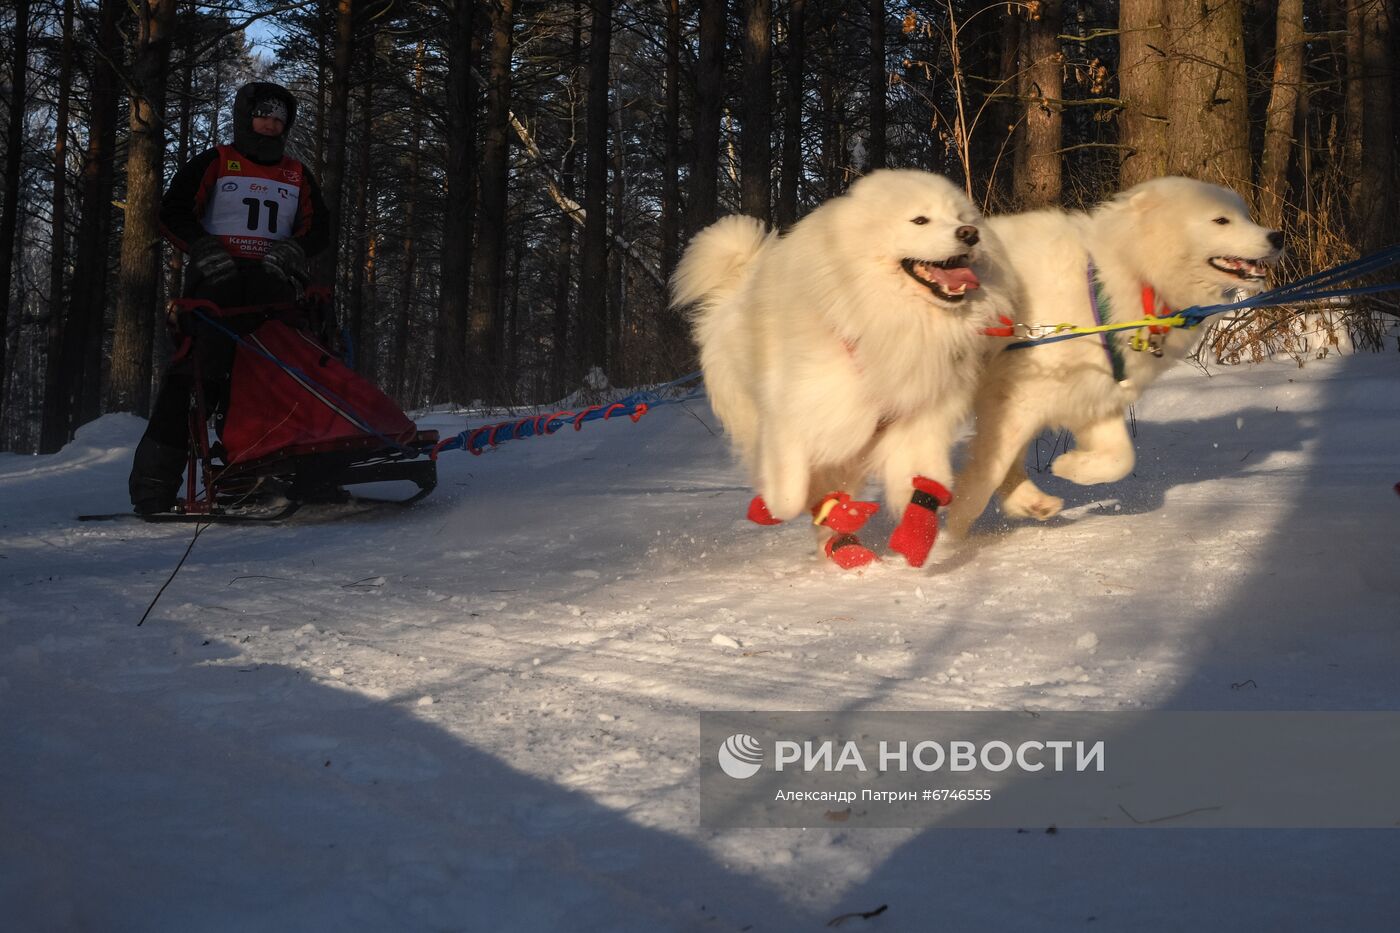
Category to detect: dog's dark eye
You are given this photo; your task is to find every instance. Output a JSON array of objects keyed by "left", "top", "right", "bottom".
[
  {"left": 910, "top": 216, "right": 929, "bottom": 225},
  {"left": 1213, "top": 217, "right": 1231, "bottom": 225}
]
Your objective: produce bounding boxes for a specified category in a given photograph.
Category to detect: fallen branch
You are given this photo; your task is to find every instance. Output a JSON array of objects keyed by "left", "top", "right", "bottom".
[{"left": 138, "top": 523, "right": 210, "bottom": 626}]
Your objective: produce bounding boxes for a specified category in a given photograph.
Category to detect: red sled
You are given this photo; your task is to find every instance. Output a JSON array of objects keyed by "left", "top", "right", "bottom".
[{"left": 172, "top": 295, "right": 437, "bottom": 519}]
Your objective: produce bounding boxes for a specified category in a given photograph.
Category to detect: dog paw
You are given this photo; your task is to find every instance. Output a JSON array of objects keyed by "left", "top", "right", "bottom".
[
  {"left": 1001, "top": 486, "right": 1064, "bottom": 521},
  {"left": 1050, "top": 451, "right": 1130, "bottom": 486}
]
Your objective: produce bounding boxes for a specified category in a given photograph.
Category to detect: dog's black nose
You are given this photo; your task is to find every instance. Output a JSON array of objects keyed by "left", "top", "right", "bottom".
[
  {"left": 1267, "top": 230, "right": 1284, "bottom": 250},
  {"left": 955, "top": 225, "right": 979, "bottom": 246}
]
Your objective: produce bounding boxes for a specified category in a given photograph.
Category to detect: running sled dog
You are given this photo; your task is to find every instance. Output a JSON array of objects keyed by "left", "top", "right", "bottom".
[
  {"left": 943, "top": 176, "right": 1284, "bottom": 538},
  {"left": 675, "top": 169, "right": 1019, "bottom": 569}
]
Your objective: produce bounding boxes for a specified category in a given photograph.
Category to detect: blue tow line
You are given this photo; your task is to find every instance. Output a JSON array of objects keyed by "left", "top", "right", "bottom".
[
  {"left": 432, "top": 373, "right": 704, "bottom": 456},
  {"left": 1009, "top": 244, "right": 1400, "bottom": 350}
]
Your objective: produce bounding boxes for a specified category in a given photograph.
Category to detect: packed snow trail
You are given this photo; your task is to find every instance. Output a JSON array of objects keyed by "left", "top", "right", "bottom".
[{"left": 2, "top": 354, "right": 1398, "bottom": 930}]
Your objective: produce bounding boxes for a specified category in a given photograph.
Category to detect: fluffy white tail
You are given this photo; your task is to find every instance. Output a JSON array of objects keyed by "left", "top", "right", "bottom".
[
  {"left": 673, "top": 215, "right": 772, "bottom": 477},
  {"left": 670, "top": 215, "right": 771, "bottom": 311}
]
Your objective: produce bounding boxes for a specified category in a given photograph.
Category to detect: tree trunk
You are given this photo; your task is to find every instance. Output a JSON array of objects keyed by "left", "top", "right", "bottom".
[
  {"left": 314, "top": 0, "right": 355, "bottom": 290},
  {"left": 106, "top": 0, "right": 177, "bottom": 415},
  {"left": 389, "top": 40, "right": 427, "bottom": 402},
  {"left": 687, "top": 0, "right": 726, "bottom": 236},
  {"left": 1342, "top": 2, "right": 1365, "bottom": 218},
  {"left": 1118, "top": 0, "right": 1167, "bottom": 188},
  {"left": 39, "top": 0, "right": 75, "bottom": 453},
  {"left": 0, "top": 0, "right": 32, "bottom": 427},
  {"left": 1014, "top": 0, "right": 1063, "bottom": 208},
  {"left": 505, "top": 236, "right": 521, "bottom": 385},
  {"left": 551, "top": 150, "right": 577, "bottom": 397},
  {"left": 777, "top": 0, "right": 806, "bottom": 227},
  {"left": 434, "top": 0, "right": 477, "bottom": 405},
  {"left": 988, "top": 9, "right": 1019, "bottom": 206},
  {"left": 607, "top": 56, "right": 626, "bottom": 380},
  {"left": 347, "top": 31, "right": 376, "bottom": 383},
  {"left": 577, "top": 0, "right": 612, "bottom": 379},
  {"left": 314, "top": 14, "right": 328, "bottom": 175},
  {"left": 655, "top": 0, "right": 689, "bottom": 377},
  {"left": 169, "top": 0, "right": 194, "bottom": 303},
  {"left": 1162, "top": 0, "right": 1250, "bottom": 196},
  {"left": 661, "top": 0, "right": 681, "bottom": 276},
  {"left": 741, "top": 0, "right": 772, "bottom": 221},
  {"left": 1352, "top": 0, "right": 1395, "bottom": 249},
  {"left": 1257, "top": 0, "right": 1303, "bottom": 231},
  {"left": 819, "top": 11, "right": 846, "bottom": 198},
  {"left": 552, "top": 2, "right": 581, "bottom": 398},
  {"left": 468, "top": 0, "right": 515, "bottom": 402},
  {"left": 66, "top": 0, "right": 121, "bottom": 431},
  {"left": 868, "top": 0, "right": 886, "bottom": 171}
]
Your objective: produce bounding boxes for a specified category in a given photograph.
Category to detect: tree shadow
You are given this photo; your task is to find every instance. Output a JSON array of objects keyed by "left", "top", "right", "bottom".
[
  {"left": 0, "top": 634, "right": 811, "bottom": 931},
  {"left": 825, "top": 355, "right": 1400, "bottom": 929},
  {"left": 965, "top": 403, "right": 1313, "bottom": 537}
]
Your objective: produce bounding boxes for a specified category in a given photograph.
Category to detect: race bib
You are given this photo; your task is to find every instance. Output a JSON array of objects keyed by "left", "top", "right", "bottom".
[{"left": 203, "top": 173, "right": 302, "bottom": 258}]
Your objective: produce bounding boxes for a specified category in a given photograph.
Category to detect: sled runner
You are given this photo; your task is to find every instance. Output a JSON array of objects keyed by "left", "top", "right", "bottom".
[{"left": 135, "top": 294, "right": 437, "bottom": 522}]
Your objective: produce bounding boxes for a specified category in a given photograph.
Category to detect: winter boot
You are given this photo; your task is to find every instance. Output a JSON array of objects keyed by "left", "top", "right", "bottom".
[
  {"left": 888, "top": 476, "right": 953, "bottom": 567},
  {"left": 129, "top": 438, "right": 188, "bottom": 515}
]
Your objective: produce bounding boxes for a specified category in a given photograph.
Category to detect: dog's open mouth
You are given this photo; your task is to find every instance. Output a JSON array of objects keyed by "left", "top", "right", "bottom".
[
  {"left": 1208, "top": 256, "right": 1269, "bottom": 281},
  {"left": 901, "top": 255, "right": 980, "bottom": 302}
]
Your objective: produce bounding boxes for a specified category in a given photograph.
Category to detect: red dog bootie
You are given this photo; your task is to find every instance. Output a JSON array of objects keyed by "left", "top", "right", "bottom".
[
  {"left": 812, "top": 492, "right": 880, "bottom": 534},
  {"left": 888, "top": 476, "right": 953, "bottom": 568},
  {"left": 747, "top": 495, "right": 783, "bottom": 525},
  {"left": 823, "top": 534, "right": 878, "bottom": 569},
  {"left": 813, "top": 492, "right": 880, "bottom": 569}
]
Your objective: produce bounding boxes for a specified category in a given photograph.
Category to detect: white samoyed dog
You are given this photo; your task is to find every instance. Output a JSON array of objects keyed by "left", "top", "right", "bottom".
[
  {"left": 943, "top": 176, "right": 1284, "bottom": 539},
  {"left": 675, "top": 169, "right": 1019, "bottom": 569}
]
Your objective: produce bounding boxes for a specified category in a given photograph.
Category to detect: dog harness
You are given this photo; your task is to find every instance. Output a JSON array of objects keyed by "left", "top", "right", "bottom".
[
  {"left": 1085, "top": 260, "right": 1128, "bottom": 383},
  {"left": 1085, "top": 259, "right": 1175, "bottom": 385}
]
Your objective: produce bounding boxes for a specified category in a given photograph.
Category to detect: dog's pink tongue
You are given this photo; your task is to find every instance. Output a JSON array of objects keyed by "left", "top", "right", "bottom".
[{"left": 930, "top": 265, "right": 980, "bottom": 290}]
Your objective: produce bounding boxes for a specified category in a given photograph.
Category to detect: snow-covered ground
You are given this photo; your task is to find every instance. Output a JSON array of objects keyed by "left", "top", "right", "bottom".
[{"left": 2, "top": 353, "right": 1398, "bottom": 931}]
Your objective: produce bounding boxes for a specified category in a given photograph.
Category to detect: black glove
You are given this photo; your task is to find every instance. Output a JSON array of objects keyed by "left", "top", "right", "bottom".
[
  {"left": 188, "top": 236, "right": 236, "bottom": 285},
  {"left": 262, "top": 239, "right": 309, "bottom": 288}
]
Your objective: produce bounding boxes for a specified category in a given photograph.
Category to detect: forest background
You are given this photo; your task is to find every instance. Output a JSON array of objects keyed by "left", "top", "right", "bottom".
[{"left": 0, "top": 0, "right": 1393, "bottom": 453}]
